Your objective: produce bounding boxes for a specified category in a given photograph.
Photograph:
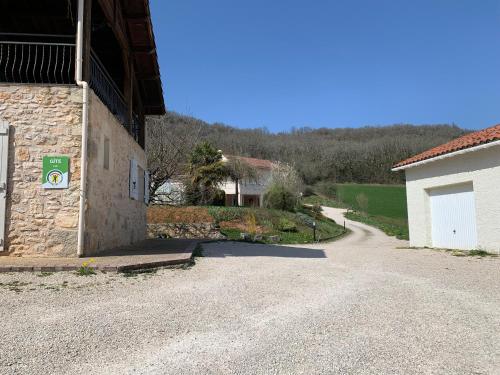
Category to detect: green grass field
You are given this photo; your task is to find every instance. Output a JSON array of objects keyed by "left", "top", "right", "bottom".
[
  {"left": 335, "top": 183, "right": 407, "bottom": 219},
  {"left": 310, "top": 183, "right": 409, "bottom": 240}
]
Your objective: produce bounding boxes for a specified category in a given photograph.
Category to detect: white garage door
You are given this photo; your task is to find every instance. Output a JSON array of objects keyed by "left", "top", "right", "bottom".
[{"left": 429, "top": 183, "right": 478, "bottom": 250}]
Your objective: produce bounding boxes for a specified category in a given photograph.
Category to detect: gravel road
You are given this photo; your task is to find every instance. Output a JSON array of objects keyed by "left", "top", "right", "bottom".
[{"left": 1, "top": 207, "right": 499, "bottom": 374}]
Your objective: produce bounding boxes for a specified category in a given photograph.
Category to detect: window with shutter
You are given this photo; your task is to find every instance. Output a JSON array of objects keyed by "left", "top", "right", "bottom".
[{"left": 129, "top": 159, "right": 139, "bottom": 200}]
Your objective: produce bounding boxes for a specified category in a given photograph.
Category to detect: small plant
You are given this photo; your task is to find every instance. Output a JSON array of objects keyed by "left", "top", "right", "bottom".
[
  {"left": 451, "top": 249, "right": 496, "bottom": 257},
  {"left": 245, "top": 212, "right": 258, "bottom": 235},
  {"left": 276, "top": 217, "right": 297, "bottom": 232},
  {"left": 311, "top": 204, "right": 322, "bottom": 219},
  {"left": 77, "top": 258, "right": 96, "bottom": 276},
  {"left": 355, "top": 193, "right": 369, "bottom": 213}
]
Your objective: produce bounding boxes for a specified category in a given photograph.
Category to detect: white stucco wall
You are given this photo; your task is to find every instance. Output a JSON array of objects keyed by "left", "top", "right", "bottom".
[
  {"left": 405, "top": 144, "right": 500, "bottom": 253},
  {"left": 220, "top": 169, "right": 272, "bottom": 206}
]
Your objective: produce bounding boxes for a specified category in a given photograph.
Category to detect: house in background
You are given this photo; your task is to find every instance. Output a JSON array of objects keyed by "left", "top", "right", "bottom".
[
  {"left": 221, "top": 155, "right": 275, "bottom": 207},
  {"left": 393, "top": 124, "right": 500, "bottom": 253},
  {"left": 0, "top": 0, "right": 165, "bottom": 256},
  {"left": 154, "top": 177, "right": 185, "bottom": 205}
]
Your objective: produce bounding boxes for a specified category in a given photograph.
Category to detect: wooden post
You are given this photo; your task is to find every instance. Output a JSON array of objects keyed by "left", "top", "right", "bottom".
[{"left": 126, "top": 53, "right": 134, "bottom": 133}]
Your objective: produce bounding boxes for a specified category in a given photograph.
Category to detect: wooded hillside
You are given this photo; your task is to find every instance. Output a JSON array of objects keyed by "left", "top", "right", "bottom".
[{"left": 147, "top": 112, "right": 468, "bottom": 185}]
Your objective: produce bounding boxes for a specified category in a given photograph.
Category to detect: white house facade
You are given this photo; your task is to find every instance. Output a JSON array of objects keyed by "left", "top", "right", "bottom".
[
  {"left": 393, "top": 125, "right": 500, "bottom": 253},
  {"left": 220, "top": 155, "right": 274, "bottom": 207}
]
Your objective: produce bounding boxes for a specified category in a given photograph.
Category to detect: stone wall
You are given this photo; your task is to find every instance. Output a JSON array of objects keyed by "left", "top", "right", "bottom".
[
  {"left": 0, "top": 85, "right": 82, "bottom": 256},
  {"left": 84, "top": 91, "right": 147, "bottom": 255},
  {"left": 147, "top": 223, "right": 226, "bottom": 240}
]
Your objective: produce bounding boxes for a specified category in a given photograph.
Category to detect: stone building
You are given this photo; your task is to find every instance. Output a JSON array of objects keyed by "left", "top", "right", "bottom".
[{"left": 0, "top": 0, "right": 165, "bottom": 256}]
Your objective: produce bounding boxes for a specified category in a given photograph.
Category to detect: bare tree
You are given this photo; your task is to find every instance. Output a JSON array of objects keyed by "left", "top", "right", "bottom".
[
  {"left": 146, "top": 115, "right": 202, "bottom": 203},
  {"left": 269, "top": 161, "right": 303, "bottom": 197},
  {"left": 148, "top": 112, "right": 468, "bottom": 188}
]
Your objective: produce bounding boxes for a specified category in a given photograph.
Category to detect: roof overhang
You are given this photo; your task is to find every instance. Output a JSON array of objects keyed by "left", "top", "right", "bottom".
[
  {"left": 391, "top": 139, "right": 500, "bottom": 172},
  {"left": 122, "top": 0, "right": 165, "bottom": 115}
]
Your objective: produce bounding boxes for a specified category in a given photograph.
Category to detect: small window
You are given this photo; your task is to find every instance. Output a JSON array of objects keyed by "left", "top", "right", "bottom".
[{"left": 103, "top": 137, "right": 110, "bottom": 170}]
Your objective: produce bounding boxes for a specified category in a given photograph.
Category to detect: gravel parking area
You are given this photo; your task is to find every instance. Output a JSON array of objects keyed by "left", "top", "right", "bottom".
[{"left": 0, "top": 207, "right": 499, "bottom": 374}]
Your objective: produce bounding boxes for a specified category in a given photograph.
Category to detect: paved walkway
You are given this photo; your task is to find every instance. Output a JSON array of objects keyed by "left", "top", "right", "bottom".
[
  {"left": 0, "top": 208, "right": 499, "bottom": 374},
  {"left": 0, "top": 239, "right": 197, "bottom": 272}
]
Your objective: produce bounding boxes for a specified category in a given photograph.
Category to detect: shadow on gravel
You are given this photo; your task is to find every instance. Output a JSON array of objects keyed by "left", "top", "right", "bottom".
[{"left": 204, "top": 241, "right": 326, "bottom": 258}]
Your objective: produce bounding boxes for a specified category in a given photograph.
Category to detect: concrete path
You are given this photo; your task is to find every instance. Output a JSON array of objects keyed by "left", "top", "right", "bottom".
[
  {"left": 0, "top": 208, "right": 499, "bottom": 374},
  {"left": 298, "top": 206, "right": 407, "bottom": 249},
  {"left": 0, "top": 239, "right": 197, "bottom": 272}
]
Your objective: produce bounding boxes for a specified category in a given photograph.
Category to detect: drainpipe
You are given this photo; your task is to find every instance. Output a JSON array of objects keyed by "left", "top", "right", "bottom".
[{"left": 75, "top": 0, "right": 89, "bottom": 257}]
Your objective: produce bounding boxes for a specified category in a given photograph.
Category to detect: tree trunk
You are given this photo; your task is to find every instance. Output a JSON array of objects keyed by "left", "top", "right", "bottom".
[{"left": 234, "top": 178, "right": 239, "bottom": 206}]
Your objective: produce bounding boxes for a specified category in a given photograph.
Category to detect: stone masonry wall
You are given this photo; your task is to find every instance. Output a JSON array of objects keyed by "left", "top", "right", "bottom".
[
  {"left": 147, "top": 223, "right": 226, "bottom": 240},
  {"left": 0, "top": 85, "right": 82, "bottom": 256},
  {"left": 84, "top": 91, "right": 147, "bottom": 255}
]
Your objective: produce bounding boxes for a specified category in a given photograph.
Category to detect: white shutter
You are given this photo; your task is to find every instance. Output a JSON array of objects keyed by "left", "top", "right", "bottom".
[
  {"left": 144, "top": 170, "right": 150, "bottom": 204},
  {"left": 129, "top": 159, "right": 138, "bottom": 200},
  {"left": 0, "top": 120, "right": 8, "bottom": 251}
]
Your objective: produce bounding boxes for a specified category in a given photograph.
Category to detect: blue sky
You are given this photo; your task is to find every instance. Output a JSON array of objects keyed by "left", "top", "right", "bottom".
[{"left": 150, "top": 0, "right": 500, "bottom": 131}]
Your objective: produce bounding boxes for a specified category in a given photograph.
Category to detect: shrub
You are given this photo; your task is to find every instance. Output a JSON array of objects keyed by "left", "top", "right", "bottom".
[
  {"left": 302, "top": 186, "right": 314, "bottom": 197},
  {"left": 314, "top": 181, "right": 337, "bottom": 199},
  {"left": 276, "top": 217, "right": 297, "bottom": 232},
  {"left": 212, "top": 189, "right": 226, "bottom": 206},
  {"left": 311, "top": 204, "right": 322, "bottom": 218},
  {"left": 264, "top": 184, "right": 297, "bottom": 211},
  {"left": 245, "top": 212, "right": 258, "bottom": 235},
  {"left": 355, "top": 193, "right": 369, "bottom": 213},
  {"left": 208, "top": 206, "right": 245, "bottom": 223}
]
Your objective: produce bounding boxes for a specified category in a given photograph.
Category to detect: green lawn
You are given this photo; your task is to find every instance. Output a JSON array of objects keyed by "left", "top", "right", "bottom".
[
  {"left": 310, "top": 183, "right": 409, "bottom": 240},
  {"left": 335, "top": 183, "right": 407, "bottom": 219}
]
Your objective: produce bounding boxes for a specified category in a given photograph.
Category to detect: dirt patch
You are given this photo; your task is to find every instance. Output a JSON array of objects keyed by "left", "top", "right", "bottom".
[{"left": 147, "top": 206, "right": 214, "bottom": 224}]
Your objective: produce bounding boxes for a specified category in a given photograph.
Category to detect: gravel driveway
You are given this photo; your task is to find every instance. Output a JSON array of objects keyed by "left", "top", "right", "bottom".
[{"left": 1, "top": 207, "right": 499, "bottom": 374}]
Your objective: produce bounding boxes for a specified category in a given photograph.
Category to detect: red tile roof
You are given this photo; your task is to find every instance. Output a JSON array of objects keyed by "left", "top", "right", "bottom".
[
  {"left": 225, "top": 155, "right": 274, "bottom": 170},
  {"left": 393, "top": 124, "right": 500, "bottom": 169}
]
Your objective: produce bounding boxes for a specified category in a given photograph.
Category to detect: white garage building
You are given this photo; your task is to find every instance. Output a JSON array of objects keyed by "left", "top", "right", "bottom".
[{"left": 393, "top": 124, "right": 500, "bottom": 253}]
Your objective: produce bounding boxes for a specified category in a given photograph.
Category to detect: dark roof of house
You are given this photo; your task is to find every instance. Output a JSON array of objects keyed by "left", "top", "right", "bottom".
[
  {"left": 393, "top": 124, "right": 500, "bottom": 168},
  {"left": 225, "top": 155, "right": 274, "bottom": 170}
]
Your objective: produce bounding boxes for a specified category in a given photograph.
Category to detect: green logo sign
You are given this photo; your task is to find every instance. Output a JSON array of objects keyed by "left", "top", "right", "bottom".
[{"left": 42, "top": 156, "right": 69, "bottom": 189}]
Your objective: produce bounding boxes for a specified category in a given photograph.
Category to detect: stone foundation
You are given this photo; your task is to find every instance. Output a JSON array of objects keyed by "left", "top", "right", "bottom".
[{"left": 147, "top": 223, "right": 226, "bottom": 240}]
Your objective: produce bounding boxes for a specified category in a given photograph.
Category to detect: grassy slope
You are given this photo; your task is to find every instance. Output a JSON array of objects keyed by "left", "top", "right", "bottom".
[
  {"left": 302, "top": 195, "right": 345, "bottom": 208},
  {"left": 336, "top": 183, "right": 407, "bottom": 219},
  {"left": 147, "top": 205, "right": 346, "bottom": 244},
  {"left": 208, "top": 206, "right": 346, "bottom": 244},
  {"left": 311, "top": 183, "right": 409, "bottom": 240}
]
